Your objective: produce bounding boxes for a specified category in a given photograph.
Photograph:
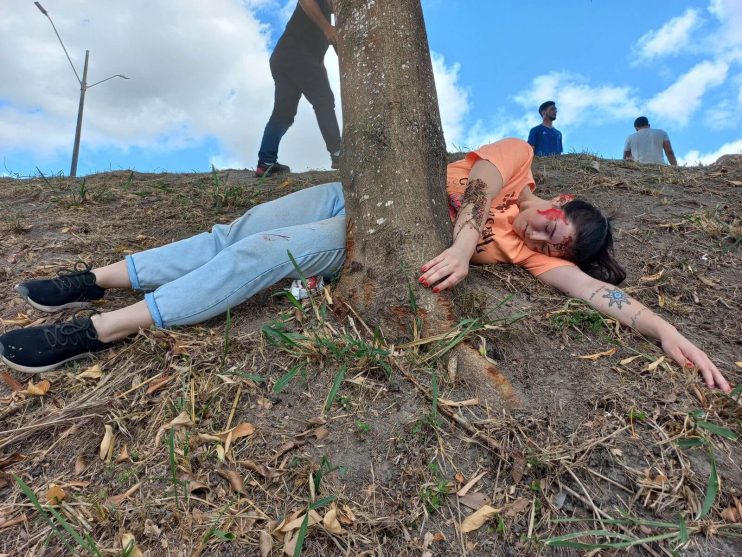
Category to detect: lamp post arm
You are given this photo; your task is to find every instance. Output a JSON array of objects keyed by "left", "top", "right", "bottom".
[
  {"left": 86, "top": 74, "right": 129, "bottom": 89},
  {"left": 37, "top": 9, "right": 82, "bottom": 85}
]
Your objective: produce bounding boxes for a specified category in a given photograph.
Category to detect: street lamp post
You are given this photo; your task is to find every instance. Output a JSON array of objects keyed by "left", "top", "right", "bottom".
[{"left": 34, "top": 2, "right": 129, "bottom": 177}]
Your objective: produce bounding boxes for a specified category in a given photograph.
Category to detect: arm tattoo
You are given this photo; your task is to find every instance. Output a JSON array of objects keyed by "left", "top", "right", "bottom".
[
  {"left": 456, "top": 178, "right": 488, "bottom": 235},
  {"left": 602, "top": 288, "right": 632, "bottom": 309},
  {"left": 629, "top": 307, "right": 648, "bottom": 329}
]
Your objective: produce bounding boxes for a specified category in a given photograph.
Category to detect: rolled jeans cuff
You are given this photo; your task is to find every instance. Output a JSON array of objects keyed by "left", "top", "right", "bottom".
[
  {"left": 125, "top": 255, "right": 142, "bottom": 290},
  {"left": 144, "top": 292, "right": 165, "bottom": 328}
]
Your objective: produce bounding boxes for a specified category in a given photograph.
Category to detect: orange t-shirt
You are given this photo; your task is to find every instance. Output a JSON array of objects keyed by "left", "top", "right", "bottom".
[{"left": 446, "top": 138, "right": 575, "bottom": 277}]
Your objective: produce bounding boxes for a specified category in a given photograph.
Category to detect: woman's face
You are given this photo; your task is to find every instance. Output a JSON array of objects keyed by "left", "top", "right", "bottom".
[{"left": 513, "top": 206, "right": 577, "bottom": 258}]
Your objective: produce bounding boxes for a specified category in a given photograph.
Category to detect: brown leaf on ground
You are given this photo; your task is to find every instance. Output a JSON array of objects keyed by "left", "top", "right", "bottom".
[
  {"left": 76, "top": 364, "right": 103, "bottom": 379},
  {"left": 46, "top": 484, "right": 65, "bottom": 505},
  {"left": 106, "top": 482, "right": 142, "bottom": 507},
  {"left": 74, "top": 455, "right": 87, "bottom": 475},
  {"left": 578, "top": 347, "right": 617, "bottom": 360},
  {"left": 1, "top": 372, "right": 23, "bottom": 392},
  {"left": 458, "top": 492, "right": 490, "bottom": 511},
  {"left": 337, "top": 503, "right": 356, "bottom": 525},
  {"left": 0, "top": 313, "right": 32, "bottom": 326},
  {"left": 99, "top": 425, "right": 115, "bottom": 461},
  {"left": 145, "top": 375, "right": 172, "bottom": 394},
  {"left": 322, "top": 504, "right": 345, "bottom": 534},
  {"left": 120, "top": 532, "right": 143, "bottom": 557},
  {"left": 460, "top": 505, "right": 500, "bottom": 533},
  {"left": 216, "top": 468, "right": 244, "bottom": 494},
  {"left": 457, "top": 471, "right": 487, "bottom": 496},
  {"left": 511, "top": 454, "right": 527, "bottom": 485},
  {"left": 502, "top": 498, "right": 530, "bottom": 517},
  {"left": 116, "top": 445, "right": 130, "bottom": 463},
  {"left": 281, "top": 509, "right": 322, "bottom": 532},
  {"left": 0, "top": 453, "right": 24, "bottom": 470},
  {"left": 259, "top": 530, "right": 273, "bottom": 557},
  {"left": 238, "top": 459, "right": 274, "bottom": 479},
  {"left": 153, "top": 411, "right": 193, "bottom": 447},
  {"left": 24, "top": 379, "right": 51, "bottom": 396}
]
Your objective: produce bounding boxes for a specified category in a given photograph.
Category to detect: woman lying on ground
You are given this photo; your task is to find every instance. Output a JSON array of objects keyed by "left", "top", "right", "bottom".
[{"left": 0, "top": 139, "right": 731, "bottom": 391}]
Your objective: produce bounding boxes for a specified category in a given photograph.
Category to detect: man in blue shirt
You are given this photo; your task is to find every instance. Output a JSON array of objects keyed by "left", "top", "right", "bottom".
[{"left": 527, "top": 101, "right": 563, "bottom": 156}]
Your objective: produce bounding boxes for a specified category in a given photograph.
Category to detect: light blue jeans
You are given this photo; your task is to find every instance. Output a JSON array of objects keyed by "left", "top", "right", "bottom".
[{"left": 125, "top": 182, "right": 346, "bottom": 328}]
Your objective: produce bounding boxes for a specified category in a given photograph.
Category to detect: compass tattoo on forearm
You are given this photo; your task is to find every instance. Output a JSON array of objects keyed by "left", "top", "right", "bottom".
[{"left": 602, "top": 288, "right": 631, "bottom": 309}]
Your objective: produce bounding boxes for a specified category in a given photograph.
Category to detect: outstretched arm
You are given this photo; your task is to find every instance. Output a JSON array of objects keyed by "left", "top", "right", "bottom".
[
  {"left": 299, "top": 0, "right": 336, "bottom": 45},
  {"left": 539, "top": 265, "right": 731, "bottom": 392},
  {"left": 419, "top": 160, "right": 503, "bottom": 291}
]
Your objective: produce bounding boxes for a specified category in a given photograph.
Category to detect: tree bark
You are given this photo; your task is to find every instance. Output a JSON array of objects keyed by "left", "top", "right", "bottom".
[
  {"left": 334, "top": 0, "right": 454, "bottom": 338},
  {"left": 334, "top": 0, "right": 520, "bottom": 408}
]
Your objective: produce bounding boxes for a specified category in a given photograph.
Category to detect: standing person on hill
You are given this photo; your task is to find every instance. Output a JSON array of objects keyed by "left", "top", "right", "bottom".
[
  {"left": 255, "top": 0, "right": 342, "bottom": 178},
  {"left": 527, "top": 101, "right": 563, "bottom": 156},
  {"left": 623, "top": 116, "right": 677, "bottom": 166}
]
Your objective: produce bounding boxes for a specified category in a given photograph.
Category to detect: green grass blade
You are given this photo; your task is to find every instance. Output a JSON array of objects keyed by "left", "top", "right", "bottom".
[
  {"left": 697, "top": 449, "right": 719, "bottom": 520},
  {"left": 324, "top": 364, "right": 347, "bottom": 413},
  {"left": 431, "top": 370, "right": 439, "bottom": 419},
  {"left": 678, "top": 515, "right": 688, "bottom": 544},
  {"left": 46, "top": 506, "right": 101, "bottom": 556},
  {"left": 677, "top": 437, "right": 705, "bottom": 449},
  {"left": 273, "top": 364, "right": 302, "bottom": 393},
  {"left": 695, "top": 420, "right": 737, "bottom": 440},
  {"left": 13, "top": 475, "right": 78, "bottom": 554}
]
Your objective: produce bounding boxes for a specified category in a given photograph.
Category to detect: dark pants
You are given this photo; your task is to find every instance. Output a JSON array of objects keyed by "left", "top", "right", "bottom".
[{"left": 257, "top": 52, "right": 341, "bottom": 167}]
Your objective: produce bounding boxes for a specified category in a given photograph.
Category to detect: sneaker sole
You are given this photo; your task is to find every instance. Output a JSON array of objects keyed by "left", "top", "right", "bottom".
[
  {"left": 14, "top": 284, "right": 92, "bottom": 313},
  {"left": 1, "top": 352, "right": 96, "bottom": 374}
]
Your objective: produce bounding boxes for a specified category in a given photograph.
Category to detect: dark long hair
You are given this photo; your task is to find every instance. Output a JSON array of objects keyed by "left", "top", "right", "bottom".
[{"left": 563, "top": 200, "right": 626, "bottom": 285}]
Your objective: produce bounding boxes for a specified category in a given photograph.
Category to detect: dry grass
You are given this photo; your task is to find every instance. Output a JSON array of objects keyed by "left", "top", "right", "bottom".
[{"left": 1, "top": 157, "right": 741, "bottom": 556}]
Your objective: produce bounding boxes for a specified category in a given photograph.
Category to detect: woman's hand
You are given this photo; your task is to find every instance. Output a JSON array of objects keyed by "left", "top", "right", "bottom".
[
  {"left": 660, "top": 330, "right": 732, "bottom": 392},
  {"left": 419, "top": 246, "right": 470, "bottom": 292}
]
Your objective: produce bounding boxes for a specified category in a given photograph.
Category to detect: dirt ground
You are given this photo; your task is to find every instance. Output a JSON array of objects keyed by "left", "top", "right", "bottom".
[{"left": 0, "top": 155, "right": 740, "bottom": 556}]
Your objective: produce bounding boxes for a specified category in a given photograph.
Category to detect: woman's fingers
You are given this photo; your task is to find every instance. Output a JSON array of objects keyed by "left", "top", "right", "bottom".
[{"left": 680, "top": 347, "right": 731, "bottom": 392}]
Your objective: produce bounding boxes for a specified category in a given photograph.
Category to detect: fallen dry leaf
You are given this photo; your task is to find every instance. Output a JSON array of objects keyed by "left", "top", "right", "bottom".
[
  {"left": 645, "top": 356, "right": 665, "bottom": 372},
  {"left": 728, "top": 180, "right": 742, "bottom": 186},
  {"left": 0, "top": 314, "right": 33, "bottom": 327},
  {"left": 322, "top": 505, "right": 344, "bottom": 534},
  {"left": 259, "top": 530, "right": 273, "bottom": 557},
  {"left": 216, "top": 468, "right": 244, "bottom": 494},
  {"left": 640, "top": 270, "right": 664, "bottom": 282},
  {"left": 620, "top": 355, "right": 642, "bottom": 366},
  {"left": 145, "top": 375, "right": 172, "bottom": 394},
  {"left": 457, "top": 471, "right": 487, "bottom": 497},
  {"left": 216, "top": 422, "right": 256, "bottom": 442},
  {"left": 502, "top": 498, "right": 530, "bottom": 517},
  {"left": 459, "top": 492, "right": 490, "bottom": 511},
  {"left": 74, "top": 455, "right": 87, "bottom": 475},
  {"left": 153, "top": 411, "right": 193, "bottom": 447},
  {"left": 120, "top": 533, "right": 143, "bottom": 557},
  {"left": 0, "top": 453, "right": 24, "bottom": 470},
  {"left": 1, "top": 372, "right": 23, "bottom": 392},
  {"left": 283, "top": 531, "right": 298, "bottom": 556},
  {"left": 439, "top": 397, "right": 479, "bottom": 407},
  {"left": 76, "top": 364, "right": 102, "bottom": 379},
  {"left": 578, "top": 347, "right": 617, "bottom": 360},
  {"left": 24, "top": 379, "right": 51, "bottom": 396},
  {"left": 116, "top": 445, "right": 130, "bottom": 463},
  {"left": 281, "top": 509, "right": 322, "bottom": 532},
  {"left": 735, "top": 362, "right": 742, "bottom": 369},
  {"left": 46, "top": 484, "right": 65, "bottom": 505},
  {"left": 314, "top": 426, "right": 330, "bottom": 440},
  {"left": 238, "top": 459, "right": 273, "bottom": 479},
  {"left": 337, "top": 503, "right": 356, "bottom": 525},
  {"left": 460, "top": 504, "right": 500, "bottom": 533},
  {"left": 99, "top": 425, "right": 114, "bottom": 462},
  {"left": 106, "top": 482, "right": 142, "bottom": 507}
]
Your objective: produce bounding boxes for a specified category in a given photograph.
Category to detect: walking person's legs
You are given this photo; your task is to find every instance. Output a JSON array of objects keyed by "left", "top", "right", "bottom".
[
  {"left": 257, "top": 57, "right": 302, "bottom": 176},
  {"left": 298, "top": 61, "right": 341, "bottom": 167}
]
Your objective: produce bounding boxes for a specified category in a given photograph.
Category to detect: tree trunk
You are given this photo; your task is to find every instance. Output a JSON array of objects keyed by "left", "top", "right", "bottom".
[
  {"left": 334, "top": 0, "right": 453, "bottom": 338},
  {"left": 334, "top": 0, "right": 520, "bottom": 408}
]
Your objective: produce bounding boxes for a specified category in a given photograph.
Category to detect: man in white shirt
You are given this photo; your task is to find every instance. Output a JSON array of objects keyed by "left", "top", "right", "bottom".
[{"left": 623, "top": 117, "right": 677, "bottom": 166}]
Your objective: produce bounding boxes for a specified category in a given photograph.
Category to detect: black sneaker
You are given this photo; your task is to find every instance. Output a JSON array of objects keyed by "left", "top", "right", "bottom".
[
  {"left": 0, "top": 316, "right": 110, "bottom": 373},
  {"left": 255, "top": 162, "right": 290, "bottom": 178},
  {"left": 331, "top": 155, "right": 340, "bottom": 170},
  {"left": 15, "top": 262, "right": 105, "bottom": 312}
]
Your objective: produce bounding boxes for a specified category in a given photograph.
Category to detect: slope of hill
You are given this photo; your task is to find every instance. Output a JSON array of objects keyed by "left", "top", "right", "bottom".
[{"left": 0, "top": 155, "right": 740, "bottom": 556}]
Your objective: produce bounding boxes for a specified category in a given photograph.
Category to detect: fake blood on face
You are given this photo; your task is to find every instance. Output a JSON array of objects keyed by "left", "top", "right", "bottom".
[{"left": 537, "top": 207, "right": 567, "bottom": 223}]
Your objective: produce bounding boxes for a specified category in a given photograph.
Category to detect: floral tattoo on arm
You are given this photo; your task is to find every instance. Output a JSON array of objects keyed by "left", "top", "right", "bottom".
[
  {"left": 602, "top": 288, "right": 631, "bottom": 309},
  {"left": 454, "top": 178, "right": 488, "bottom": 238}
]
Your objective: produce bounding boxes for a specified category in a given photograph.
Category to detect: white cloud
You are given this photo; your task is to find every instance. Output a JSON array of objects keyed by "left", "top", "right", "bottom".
[
  {"left": 645, "top": 60, "right": 728, "bottom": 126},
  {"left": 633, "top": 9, "right": 700, "bottom": 63},
  {"left": 678, "top": 137, "right": 742, "bottom": 165},
  {"left": 430, "top": 52, "right": 470, "bottom": 151},
  {"left": 709, "top": 0, "right": 742, "bottom": 48}
]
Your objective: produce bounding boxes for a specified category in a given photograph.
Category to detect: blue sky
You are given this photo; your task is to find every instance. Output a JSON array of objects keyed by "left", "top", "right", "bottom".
[{"left": 1, "top": 0, "right": 741, "bottom": 177}]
